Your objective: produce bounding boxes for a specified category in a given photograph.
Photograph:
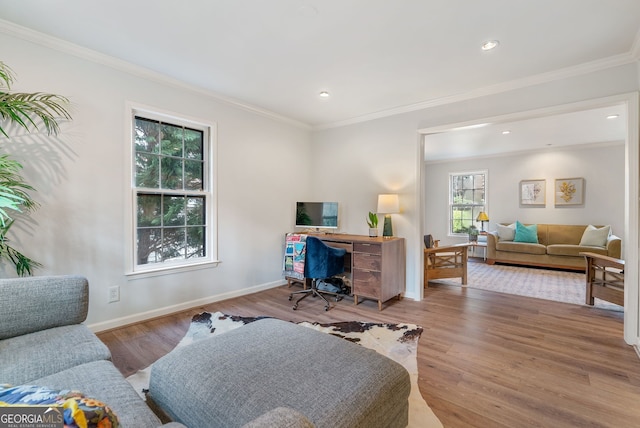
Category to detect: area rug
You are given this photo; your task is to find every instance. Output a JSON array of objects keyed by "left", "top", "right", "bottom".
[
  {"left": 431, "top": 261, "right": 623, "bottom": 311},
  {"left": 127, "top": 311, "right": 442, "bottom": 428}
]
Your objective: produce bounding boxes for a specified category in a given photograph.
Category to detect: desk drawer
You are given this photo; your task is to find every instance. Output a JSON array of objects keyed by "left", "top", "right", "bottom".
[
  {"left": 353, "top": 274, "right": 381, "bottom": 297},
  {"left": 353, "top": 253, "right": 381, "bottom": 271},
  {"left": 324, "top": 241, "right": 353, "bottom": 252},
  {"left": 353, "top": 268, "right": 381, "bottom": 285},
  {"left": 354, "top": 242, "right": 382, "bottom": 255}
]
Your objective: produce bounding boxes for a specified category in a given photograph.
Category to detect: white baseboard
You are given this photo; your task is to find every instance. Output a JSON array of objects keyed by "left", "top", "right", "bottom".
[
  {"left": 404, "top": 290, "right": 420, "bottom": 301},
  {"left": 88, "top": 280, "right": 285, "bottom": 332}
]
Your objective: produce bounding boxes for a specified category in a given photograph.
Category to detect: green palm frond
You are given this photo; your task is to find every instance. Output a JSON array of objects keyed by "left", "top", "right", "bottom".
[
  {"left": 0, "top": 61, "right": 68, "bottom": 275},
  {"left": 0, "top": 61, "right": 71, "bottom": 138},
  {"left": 0, "top": 154, "right": 36, "bottom": 219},
  {"left": 0, "top": 220, "right": 41, "bottom": 276},
  {"left": 0, "top": 92, "right": 72, "bottom": 137},
  {"left": 0, "top": 62, "right": 14, "bottom": 90}
]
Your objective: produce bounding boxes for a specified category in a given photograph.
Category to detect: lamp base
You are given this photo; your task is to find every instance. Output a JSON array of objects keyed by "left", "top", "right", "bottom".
[{"left": 382, "top": 215, "right": 393, "bottom": 237}]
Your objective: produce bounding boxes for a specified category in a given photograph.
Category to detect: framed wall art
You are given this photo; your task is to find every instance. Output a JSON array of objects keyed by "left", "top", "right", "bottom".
[
  {"left": 520, "top": 179, "right": 546, "bottom": 206},
  {"left": 554, "top": 177, "right": 584, "bottom": 206}
]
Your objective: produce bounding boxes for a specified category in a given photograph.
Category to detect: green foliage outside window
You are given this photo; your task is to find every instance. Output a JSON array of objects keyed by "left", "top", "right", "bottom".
[
  {"left": 134, "top": 116, "right": 207, "bottom": 266},
  {"left": 450, "top": 173, "right": 486, "bottom": 234}
]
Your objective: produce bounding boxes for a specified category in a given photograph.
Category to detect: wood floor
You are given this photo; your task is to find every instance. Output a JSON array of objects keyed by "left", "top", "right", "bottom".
[{"left": 98, "top": 283, "right": 640, "bottom": 428}]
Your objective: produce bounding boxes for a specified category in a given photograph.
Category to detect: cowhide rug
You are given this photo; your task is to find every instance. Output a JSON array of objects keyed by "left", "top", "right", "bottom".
[{"left": 127, "top": 311, "right": 442, "bottom": 428}]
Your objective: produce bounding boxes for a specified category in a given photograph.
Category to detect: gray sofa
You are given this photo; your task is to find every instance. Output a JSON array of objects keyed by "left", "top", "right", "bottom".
[
  {"left": 1, "top": 275, "right": 410, "bottom": 428},
  {"left": 0, "top": 275, "right": 184, "bottom": 428}
]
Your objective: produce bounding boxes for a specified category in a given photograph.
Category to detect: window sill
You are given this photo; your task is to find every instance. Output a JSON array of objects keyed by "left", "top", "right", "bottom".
[{"left": 126, "top": 260, "right": 221, "bottom": 280}]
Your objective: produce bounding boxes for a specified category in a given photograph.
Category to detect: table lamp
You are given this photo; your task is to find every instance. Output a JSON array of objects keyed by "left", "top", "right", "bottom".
[
  {"left": 476, "top": 211, "right": 489, "bottom": 232},
  {"left": 377, "top": 194, "right": 399, "bottom": 237}
]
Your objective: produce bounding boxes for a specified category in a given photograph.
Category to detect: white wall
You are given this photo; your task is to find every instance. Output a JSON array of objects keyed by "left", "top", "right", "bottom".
[
  {"left": 313, "top": 62, "right": 639, "bottom": 303},
  {"left": 310, "top": 114, "right": 425, "bottom": 299},
  {"left": 1, "top": 32, "right": 312, "bottom": 328},
  {"left": 424, "top": 143, "right": 625, "bottom": 247}
]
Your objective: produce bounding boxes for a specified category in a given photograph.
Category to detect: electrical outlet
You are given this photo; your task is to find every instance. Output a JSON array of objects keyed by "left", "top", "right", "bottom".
[{"left": 108, "top": 286, "right": 120, "bottom": 303}]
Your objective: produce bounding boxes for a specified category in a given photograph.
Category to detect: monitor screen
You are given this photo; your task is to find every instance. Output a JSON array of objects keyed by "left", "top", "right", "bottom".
[{"left": 295, "top": 202, "right": 339, "bottom": 229}]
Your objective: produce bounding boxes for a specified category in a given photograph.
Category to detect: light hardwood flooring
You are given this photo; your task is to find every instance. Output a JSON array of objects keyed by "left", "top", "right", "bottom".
[{"left": 98, "top": 283, "right": 640, "bottom": 427}]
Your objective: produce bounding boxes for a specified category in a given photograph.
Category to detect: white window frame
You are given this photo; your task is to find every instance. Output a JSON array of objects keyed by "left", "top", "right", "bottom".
[
  {"left": 125, "top": 103, "right": 218, "bottom": 276},
  {"left": 448, "top": 170, "right": 488, "bottom": 236}
]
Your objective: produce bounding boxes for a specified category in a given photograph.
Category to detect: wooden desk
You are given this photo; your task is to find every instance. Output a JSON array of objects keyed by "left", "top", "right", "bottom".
[
  {"left": 424, "top": 244, "right": 469, "bottom": 288},
  {"left": 315, "top": 234, "right": 406, "bottom": 311}
]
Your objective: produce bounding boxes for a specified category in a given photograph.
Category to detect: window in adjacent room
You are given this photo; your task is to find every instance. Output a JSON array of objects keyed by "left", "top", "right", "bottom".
[
  {"left": 130, "top": 109, "right": 216, "bottom": 273},
  {"left": 449, "top": 171, "right": 487, "bottom": 235}
]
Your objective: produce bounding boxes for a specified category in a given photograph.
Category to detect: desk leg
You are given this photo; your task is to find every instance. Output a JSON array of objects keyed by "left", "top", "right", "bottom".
[
  {"left": 462, "top": 250, "right": 468, "bottom": 286},
  {"left": 378, "top": 300, "right": 382, "bottom": 311},
  {"left": 354, "top": 295, "right": 359, "bottom": 306}
]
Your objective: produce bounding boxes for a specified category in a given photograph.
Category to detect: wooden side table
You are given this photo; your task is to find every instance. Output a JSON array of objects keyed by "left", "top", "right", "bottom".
[{"left": 467, "top": 241, "right": 487, "bottom": 261}]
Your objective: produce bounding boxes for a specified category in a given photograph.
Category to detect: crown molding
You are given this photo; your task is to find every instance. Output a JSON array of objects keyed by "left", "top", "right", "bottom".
[
  {"left": 631, "top": 27, "right": 640, "bottom": 61},
  {"left": 315, "top": 52, "right": 637, "bottom": 131},
  {"left": 0, "top": 19, "right": 310, "bottom": 130}
]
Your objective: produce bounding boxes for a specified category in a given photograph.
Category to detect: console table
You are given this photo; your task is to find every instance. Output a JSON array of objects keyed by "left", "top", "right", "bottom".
[{"left": 313, "top": 233, "right": 406, "bottom": 311}]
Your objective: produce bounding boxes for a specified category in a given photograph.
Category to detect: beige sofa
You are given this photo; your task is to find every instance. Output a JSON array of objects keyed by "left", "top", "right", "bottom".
[{"left": 487, "top": 223, "right": 621, "bottom": 271}]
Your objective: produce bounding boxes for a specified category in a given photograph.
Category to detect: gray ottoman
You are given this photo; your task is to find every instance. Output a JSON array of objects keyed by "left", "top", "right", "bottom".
[{"left": 148, "top": 318, "right": 410, "bottom": 428}]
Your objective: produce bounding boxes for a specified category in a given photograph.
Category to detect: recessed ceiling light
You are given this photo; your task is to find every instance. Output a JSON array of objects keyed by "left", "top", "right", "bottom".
[
  {"left": 319, "top": 91, "right": 330, "bottom": 98},
  {"left": 606, "top": 114, "right": 619, "bottom": 119},
  {"left": 502, "top": 130, "right": 511, "bottom": 135},
  {"left": 481, "top": 40, "right": 499, "bottom": 51}
]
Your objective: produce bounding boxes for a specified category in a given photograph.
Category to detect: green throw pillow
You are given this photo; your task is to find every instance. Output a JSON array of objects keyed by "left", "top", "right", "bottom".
[{"left": 514, "top": 221, "right": 538, "bottom": 243}]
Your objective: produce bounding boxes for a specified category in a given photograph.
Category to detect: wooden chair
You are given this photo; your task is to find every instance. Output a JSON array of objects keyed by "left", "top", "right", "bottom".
[
  {"left": 581, "top": 252, "right": 624, "bottom": 306},
  {"left": 424, "top": 244, "right": 469, "bottom": 288}
]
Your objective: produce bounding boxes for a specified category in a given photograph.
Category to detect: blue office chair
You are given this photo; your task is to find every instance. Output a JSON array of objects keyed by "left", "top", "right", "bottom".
[{"left": 289, "top": 236, "right": 347, "bottom": 311}]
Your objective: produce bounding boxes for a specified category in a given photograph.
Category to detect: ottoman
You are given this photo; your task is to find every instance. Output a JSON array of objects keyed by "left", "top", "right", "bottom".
[{"left": 148, "top": 318, "right": 410, "bottom": 428}]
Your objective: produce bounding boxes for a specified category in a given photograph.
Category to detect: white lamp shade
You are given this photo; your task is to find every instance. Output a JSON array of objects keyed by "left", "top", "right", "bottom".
[{"left": 377, "top": 194, "right": 400, "bottom": 214}]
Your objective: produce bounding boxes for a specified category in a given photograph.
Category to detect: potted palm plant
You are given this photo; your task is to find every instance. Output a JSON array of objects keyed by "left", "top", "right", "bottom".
[
  {"left": 367, "top": 211, "right": 378, "bottom": 237},
  {"left": 0, "top": 61, "right": 72, "bottom": 275}
]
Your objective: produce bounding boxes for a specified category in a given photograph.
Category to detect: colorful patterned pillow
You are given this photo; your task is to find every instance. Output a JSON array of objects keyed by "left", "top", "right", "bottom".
[{"left": 0, "top": 384, "right": 120, "bottom": 428}]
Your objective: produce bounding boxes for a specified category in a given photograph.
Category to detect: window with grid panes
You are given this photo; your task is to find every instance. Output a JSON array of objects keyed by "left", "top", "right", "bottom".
[
  {"left": 449, "top": 171, "right": 487, "bottom": 235},
  {"left": 132, "top": 113, "right": 214, "bottom": 271}
]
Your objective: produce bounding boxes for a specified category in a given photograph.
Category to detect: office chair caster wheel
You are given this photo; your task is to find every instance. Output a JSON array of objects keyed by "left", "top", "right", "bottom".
[
  {"left": 288, "top": 295, "right": 292, "bottom": 301},
  {"left": 292, "top": 304, "right": 298, "bottom": 310},
  {"left": 324, "top": 305, "right": 329, "bottom": 311}
]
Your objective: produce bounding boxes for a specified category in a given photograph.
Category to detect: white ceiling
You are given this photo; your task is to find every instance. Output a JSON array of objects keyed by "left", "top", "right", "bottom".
[
  {"left": 0, "top": 0, "right": 638, "bottom": 157},
  {"left": 424, "top": 104, "right": 627, "bottom": 161}
]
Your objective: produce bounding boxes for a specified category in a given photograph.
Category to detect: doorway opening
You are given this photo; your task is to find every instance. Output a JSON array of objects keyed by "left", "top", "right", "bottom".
[{"left": 417, "top": 94, "right": 639, "bottom": 345}]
